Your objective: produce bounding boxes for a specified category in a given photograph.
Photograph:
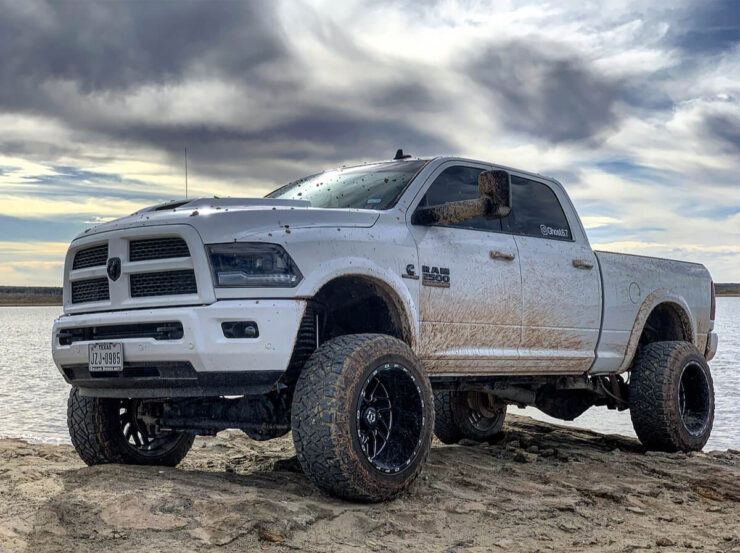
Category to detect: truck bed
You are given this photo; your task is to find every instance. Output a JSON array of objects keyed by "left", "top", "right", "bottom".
[{"left": 591, "top": 250, "right": 712, "bottom": 373}]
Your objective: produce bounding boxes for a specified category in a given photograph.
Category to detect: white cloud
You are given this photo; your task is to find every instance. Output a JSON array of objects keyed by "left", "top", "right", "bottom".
[{"left": 0, "top": 0, "right": 738, "bottom": 284}]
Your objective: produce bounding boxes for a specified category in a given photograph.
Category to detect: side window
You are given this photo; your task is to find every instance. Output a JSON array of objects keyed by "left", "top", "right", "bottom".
[
  {"left": 502, "top": 176, "right": 571, "bottom": 240},
  {"left": 414, "top": 166, "right": 503, "bottom": 232}
]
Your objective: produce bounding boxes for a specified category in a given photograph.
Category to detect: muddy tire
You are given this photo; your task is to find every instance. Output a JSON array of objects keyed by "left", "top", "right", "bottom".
[
  {"left": 433, "top": 391, "right": 463, "bottom": 444},
  {"left": 67, "top": 387, "right": 194, "bottom": 466},
  {"left": 291, "top": 334, "right": 434, "bottom": 502},
  {"left": 434, "top": 391, "right": 506, "bottom": 444},
  {"left": 630, "top": 341, "right": 714, "bottom": 452}
]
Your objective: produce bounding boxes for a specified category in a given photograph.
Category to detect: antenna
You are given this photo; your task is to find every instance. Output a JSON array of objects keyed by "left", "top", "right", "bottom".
[
  {"left": 394, "top": 148, "right": 412, "bottom": 160},
  {"left": 185, "top": 147, "right": 188, "bottom": 199}
]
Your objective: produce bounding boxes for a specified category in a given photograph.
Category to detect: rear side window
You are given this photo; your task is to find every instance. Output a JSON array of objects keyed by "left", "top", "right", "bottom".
[
  {"left": 502, "top": 176, "right": 571, "bottom": 240},
  {"left": 415, "top": 166, "right": 503, "bottom": 232}
]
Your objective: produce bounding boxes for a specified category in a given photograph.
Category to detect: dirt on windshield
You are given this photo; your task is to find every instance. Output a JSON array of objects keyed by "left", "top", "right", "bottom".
[{"left": 0, "top": 415, "right": 737, "bottom": 552}]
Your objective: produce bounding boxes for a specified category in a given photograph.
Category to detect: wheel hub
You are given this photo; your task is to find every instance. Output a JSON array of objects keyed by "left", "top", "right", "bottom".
[
  {"left": 363, "top": 407, "right": 379, "bottom": 428},
  {"left": 466, "top": 392, "right": 504, "bottom": 431},
  {"left": 356, "top": 363, "right": 425, "bottom": 473},
  {"left": 677, "top": 362, "right": 712, "bottom": 436},
  {"left": 119, "top": 399, "right": 181, "bottom": 456}
]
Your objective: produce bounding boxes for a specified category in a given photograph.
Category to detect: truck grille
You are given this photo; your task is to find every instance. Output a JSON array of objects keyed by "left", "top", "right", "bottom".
[
  {"left": 71, "top": 278, "right": 110, "bottom": 303},
  {"left": 130, "top": 237, "right": 190, "bottom": 262},
  {"left": 72, "top": 244, "right": 108, "bottom": 270},
  {"left": 58, "top": 322, "right": 184, "bottom": 345},
  {"left": 130, "top": 270, "right": 197, "bottom": 297},
  {"left": 65, "top": 226, "right": 208, "bottom": 312}
]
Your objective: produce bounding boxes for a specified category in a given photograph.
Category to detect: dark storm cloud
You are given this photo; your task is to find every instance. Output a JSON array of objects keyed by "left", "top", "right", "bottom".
[
  {"left": 0, "top": 0, "right": 284, "bottom": 101},
  {"left": 0, "top": 0, "right": 451, "bottom": 182},
  {"left": 667, "top": 0, "right": 740, "bottom": 56},
  {"left": 468, "top": 41, "right": 622, "bottom": 143},
  {"left": 90, "top": 106, "right": 451, "bottom": 186}
]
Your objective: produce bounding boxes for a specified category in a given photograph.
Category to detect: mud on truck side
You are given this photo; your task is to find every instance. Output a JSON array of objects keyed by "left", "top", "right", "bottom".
[{"left": 52, "top": 155, "right": 718, "bottom": 501}]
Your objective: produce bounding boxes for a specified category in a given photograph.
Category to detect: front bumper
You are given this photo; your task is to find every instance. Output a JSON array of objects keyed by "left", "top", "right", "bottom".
[{"left": 52, "top": 299, "right": 307, "bottom": 397}]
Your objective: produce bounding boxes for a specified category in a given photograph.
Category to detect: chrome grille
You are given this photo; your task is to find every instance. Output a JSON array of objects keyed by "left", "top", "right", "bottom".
[
  {"left": 72, "top": 244, "right": 108, "bottom": 270},
  {"left": 71, "top": 278, "right": 110, "bottom": 303},
  {"left": 130, "top": 270, "right": 197, "bottom": 297},
  {"left": 129, "top": 237, "right": 189, "bottom": 262}
]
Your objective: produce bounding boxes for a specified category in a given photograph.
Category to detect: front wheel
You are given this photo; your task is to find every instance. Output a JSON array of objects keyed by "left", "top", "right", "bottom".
[
  {"left": 630, "top": 341, "right": 714, "bottom": 452},
  {"left": 67, "top": 387, "right": 194, "bottom": 466},
  {"left": 291, "top": 334, "right": 434, "bottom": 502}
]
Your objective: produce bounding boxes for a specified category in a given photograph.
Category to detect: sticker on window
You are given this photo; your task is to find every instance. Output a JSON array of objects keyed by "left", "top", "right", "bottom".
[
  {"left": 540, "top": 224, "right": 569, "bottom": 238},
  {"left": 363, "top": 198, "right": 382, "bottom": 209}
]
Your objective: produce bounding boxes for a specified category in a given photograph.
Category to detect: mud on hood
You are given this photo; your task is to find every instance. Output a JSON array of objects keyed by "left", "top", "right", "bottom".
[{"left": 73, "top": 197, "right": 380, "bottom": 242}]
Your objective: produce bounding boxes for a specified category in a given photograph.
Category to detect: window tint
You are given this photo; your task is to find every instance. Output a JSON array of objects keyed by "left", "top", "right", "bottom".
[
  {"left": 502, "top": 176, "right": 571, "bottom": 240},
  {"left": 414, "top": 166, "right": 503, "bottom": 232}
]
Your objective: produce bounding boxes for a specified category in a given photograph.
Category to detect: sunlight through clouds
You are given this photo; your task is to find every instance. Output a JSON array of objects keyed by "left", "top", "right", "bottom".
[{"left": 0, "top": 0, "right": 737, "bottom": 285}]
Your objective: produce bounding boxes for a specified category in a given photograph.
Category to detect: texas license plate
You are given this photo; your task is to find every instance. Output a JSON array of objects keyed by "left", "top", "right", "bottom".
[{"left": 88, "top": 342, "right": 123, "bottom": 372}]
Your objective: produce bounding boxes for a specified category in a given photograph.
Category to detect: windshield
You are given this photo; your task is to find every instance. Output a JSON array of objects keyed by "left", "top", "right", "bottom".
[{"left": 266, "top": 160, "right": 428, "bottom": 210}]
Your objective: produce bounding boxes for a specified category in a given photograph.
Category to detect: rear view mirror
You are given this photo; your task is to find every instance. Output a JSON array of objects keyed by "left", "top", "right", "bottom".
[{"left": 412, "top": 169, "right": 511, "bottom": 226}]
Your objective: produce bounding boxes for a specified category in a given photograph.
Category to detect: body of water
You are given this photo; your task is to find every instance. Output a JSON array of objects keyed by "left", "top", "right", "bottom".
[{"left": 0, "top": 299, "right": 737, "bottom": 449}]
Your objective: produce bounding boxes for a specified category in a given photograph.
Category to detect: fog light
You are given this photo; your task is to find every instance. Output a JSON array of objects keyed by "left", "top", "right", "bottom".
[{"left": 221, "top": 321, "right": 259, "bottom": 339}]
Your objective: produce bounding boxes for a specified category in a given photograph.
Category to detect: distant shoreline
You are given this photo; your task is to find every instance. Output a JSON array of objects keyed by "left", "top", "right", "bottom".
[
  {"left": 1, "top": 283, "right": 738, "bottom": 306},
  {"left": 0, "top": 286, "right": 63, "bottom": 306},
  {"left": 715, "top": 283, "right": 740, "bottom": 297}
]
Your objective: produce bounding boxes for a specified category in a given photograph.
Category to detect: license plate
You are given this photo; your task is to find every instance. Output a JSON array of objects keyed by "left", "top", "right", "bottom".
[{"left": 88, "top": 342, "right": 123, "bottom": 372}]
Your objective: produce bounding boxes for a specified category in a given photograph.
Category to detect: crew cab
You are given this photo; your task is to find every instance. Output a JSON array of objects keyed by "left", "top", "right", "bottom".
[{"left": 52, "top": 153, "right": 718, "bottom": 501}]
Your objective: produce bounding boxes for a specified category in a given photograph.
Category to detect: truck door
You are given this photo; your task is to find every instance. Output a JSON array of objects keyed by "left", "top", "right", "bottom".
[
  {"left": 503, "top": 175, "right": 602, "bottom": 373},
  {"left": 408, "top": 163, "right": 522, "bottom": 375}
]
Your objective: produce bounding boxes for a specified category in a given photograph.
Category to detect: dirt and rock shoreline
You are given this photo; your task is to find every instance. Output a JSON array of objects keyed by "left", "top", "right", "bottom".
[{"left": 0, "top": 414, "right": 737, "bottom": 552}]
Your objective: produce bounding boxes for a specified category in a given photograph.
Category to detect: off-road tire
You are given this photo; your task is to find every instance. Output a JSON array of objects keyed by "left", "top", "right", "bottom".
[
  {"left": 630, "top": 341, "right": 714, "bottom": 452},
  {"left": 67, "top": 387, "right": 194, "bottom": 466},
  {"left": 433, "top": 391, "right": 463, "bottom": 444},
  {"left": 434, "top": 391, "right": 506, "bottom": 444},
  {"left": 291, "top": 334, "right": 434, "bottom": 502}
]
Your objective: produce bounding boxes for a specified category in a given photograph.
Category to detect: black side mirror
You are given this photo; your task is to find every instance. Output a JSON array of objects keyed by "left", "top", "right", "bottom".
[{"left": 412, "top": 169, "right": 511, "bottom": 226}]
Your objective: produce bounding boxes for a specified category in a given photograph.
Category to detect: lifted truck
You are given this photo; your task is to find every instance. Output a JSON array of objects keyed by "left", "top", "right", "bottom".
[{"left": 53, "top": 153, "right": 719, "bottom": 501}]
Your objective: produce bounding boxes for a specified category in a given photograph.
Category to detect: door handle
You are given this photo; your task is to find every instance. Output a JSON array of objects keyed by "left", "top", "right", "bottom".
[
  {"left": 572, "top": 259, "right": 594, "bottom": 269},
  {"left": 490, "top": 250, "right": 516, "bottom": 261}
]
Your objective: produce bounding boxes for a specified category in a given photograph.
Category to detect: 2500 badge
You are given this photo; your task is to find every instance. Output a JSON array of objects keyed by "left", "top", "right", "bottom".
[{"left": 422, "top": 265, "right": 450, "bottom": 288}]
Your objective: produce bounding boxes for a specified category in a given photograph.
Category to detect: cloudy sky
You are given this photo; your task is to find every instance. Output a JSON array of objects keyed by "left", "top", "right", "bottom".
[{"left": 0, "top": 0, "right": 738, "bottom": 286}]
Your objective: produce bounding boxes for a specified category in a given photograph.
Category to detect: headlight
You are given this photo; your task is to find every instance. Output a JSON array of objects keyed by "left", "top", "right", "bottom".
[{"left": 206, "top": 243, "right": 303, "bottom": 288}]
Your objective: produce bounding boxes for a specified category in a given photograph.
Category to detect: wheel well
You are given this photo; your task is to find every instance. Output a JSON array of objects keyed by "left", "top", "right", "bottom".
[
  {"left": 312, "top": 275, "right": 412, "bottom": 345},
  {"left": 638, "top": 302, "right": 693, "bottom": 348},
  {"left": 279, "top": 276, "right": 413, "bottom": 387}
]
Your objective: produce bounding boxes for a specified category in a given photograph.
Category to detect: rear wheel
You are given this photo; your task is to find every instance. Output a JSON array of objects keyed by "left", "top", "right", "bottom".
[
  {"left": 291, "top": 334, "right": 434, "bottom": 502},
  {"left": 67, "top": 387, "right": 194, "bottom": 466},
  {"left": 630, "top": 341, "right": 714, "bottom": 452},
  {"left": 434, "top": 391, "right": 506, "bottom": 444}
]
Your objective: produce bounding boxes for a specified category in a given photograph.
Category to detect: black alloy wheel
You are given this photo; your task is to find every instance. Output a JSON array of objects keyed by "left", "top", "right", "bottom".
[{"left": 356, "top": 363, "right": 425, "bottom": 474}]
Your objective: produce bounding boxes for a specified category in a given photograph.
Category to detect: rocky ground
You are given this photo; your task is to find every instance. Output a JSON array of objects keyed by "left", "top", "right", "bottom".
[{"left": 0, "top": 415, "right": 737, "bottom": 553}]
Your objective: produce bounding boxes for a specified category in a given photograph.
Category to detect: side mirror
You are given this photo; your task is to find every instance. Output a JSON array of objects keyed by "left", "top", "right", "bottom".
[
  {"left": 412, "top": 169, "right": 511, "bottom": 225},
  {"left": 478, "top": 170, "right": 511, "bottom": 217}
]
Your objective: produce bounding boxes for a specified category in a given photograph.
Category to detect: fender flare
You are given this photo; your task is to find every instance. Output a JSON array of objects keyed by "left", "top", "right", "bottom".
[
  {"left": 618, "top": 289, "right": 696, "bottom": 373},
  {"left": 298, "top": 257, "right": 419, "bottom": 349}
]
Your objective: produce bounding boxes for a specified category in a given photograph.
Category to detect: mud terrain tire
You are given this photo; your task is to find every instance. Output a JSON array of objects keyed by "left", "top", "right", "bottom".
[
  {"left": 630, "top": 341, "right": 714, "bottom": 452},
  {"left": 433, "top": 391, "right": 463, "bottom": 444},
  {"left": 67, "top": 387, "right": 194, "bottom": 466},
  {"left": 291, "top": 334, "right": 434, "bottom": 502},
  {"left": 434, "top": 391, "right": 506, "bottom": 444}
]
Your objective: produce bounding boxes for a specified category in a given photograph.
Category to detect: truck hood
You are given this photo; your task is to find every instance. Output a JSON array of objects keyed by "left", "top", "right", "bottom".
[{"left": 73, "top": 198, "right": 381, "bottom": 243}]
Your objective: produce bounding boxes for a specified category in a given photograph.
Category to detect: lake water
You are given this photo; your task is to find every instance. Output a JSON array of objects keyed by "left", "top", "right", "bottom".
[{"left": 0, "top": 299, "right": 737, "bottom": 450}]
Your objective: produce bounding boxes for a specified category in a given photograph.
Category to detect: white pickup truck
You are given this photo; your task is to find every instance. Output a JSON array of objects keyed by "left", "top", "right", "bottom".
[{"left": 52, "top": 153, "right": 719, "bottom": 501}]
